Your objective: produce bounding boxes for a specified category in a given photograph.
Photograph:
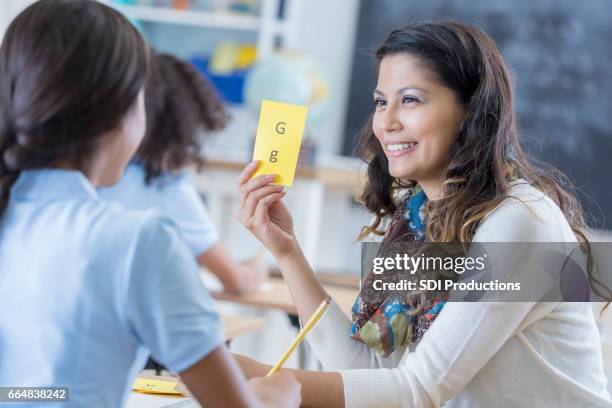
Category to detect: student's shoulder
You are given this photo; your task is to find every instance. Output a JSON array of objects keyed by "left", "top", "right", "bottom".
[
  {"left": 101, "top": 162, "right": 194, "bottom": 204},
  {"left": 129, "top": 161, "right": 192, "bottom": 189},
  {"left": 474, "top": 179, "right": 576, "bottom": 242},
  {"left": 91, "top": 199, "right": 179, "bottom": 248}
]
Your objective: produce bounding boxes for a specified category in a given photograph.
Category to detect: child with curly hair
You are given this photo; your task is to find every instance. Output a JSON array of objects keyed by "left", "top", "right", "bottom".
[{"left": 100, "top": 52, "right": 267, "bottom": 293}]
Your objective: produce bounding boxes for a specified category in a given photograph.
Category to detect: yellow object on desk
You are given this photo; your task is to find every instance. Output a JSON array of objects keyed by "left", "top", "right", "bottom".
[
  {"left": 132, "top": 377, "right": 185, "bottom": 396},
  {"left": 266, "top": 297, "right": 331, "bottom": 376},
  {"left": 252, "top": 100, "right": 308, "bottom": 186}
]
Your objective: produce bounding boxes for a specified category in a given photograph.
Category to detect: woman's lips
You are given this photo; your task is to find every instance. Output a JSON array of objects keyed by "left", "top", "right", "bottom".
[{"left": 385, "top": 142, "right": 418, "bottom": 157}]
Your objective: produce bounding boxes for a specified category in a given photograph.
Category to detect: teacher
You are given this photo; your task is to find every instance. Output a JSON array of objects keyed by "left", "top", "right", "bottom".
[{"left": 235, "top": 20, "right": 612, "bottom": 407}]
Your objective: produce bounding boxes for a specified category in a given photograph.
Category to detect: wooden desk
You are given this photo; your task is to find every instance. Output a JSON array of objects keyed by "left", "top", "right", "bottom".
[
  {"left": 144, "top": 314, "right": 264, "bottom": 375},
  {"left": 222, "top": 314, "right": 264, "bottom": 341},
  {"left": 200, "top": 159, "right": 365, "bottom": 190},
  {"left": 269, "top": 268, "right": 361, "bottom": 289},
  {"left": 126, "top": 391, "right": 195, "bottom": 408},
  {"left": 126, "top": 315, "right": 263, "bottom": 408},
  {"left": 211, "top": 277, "right": 358, "bottom": 370},
  {"left": 211, "top": 277, "right": 358, "bottom": 317}
]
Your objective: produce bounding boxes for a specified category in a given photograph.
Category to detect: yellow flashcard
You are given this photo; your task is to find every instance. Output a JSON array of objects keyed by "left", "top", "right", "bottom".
[
  {"left": 252, "top": 100, "right": 308, "bottom": 186},
  {"left": 132, "top": 377, "right": 185, "bottom": 395}
]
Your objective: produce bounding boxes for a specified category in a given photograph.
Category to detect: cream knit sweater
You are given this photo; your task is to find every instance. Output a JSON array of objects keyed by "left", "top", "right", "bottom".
[{"left": 306, "top": 181, "right": 612, "bottom": 407}]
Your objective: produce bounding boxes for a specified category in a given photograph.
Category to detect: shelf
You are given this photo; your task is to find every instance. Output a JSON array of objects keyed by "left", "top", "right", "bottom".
[
  {"left": 112, "top": 4, "right": 260, "bottom": 31},
  {"left": 195, "top": 155, "right": 365, "bottom": 190}
]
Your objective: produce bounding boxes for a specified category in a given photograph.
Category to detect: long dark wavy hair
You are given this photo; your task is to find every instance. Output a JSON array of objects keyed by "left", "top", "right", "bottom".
[
  {"left": 137, "top": 52, "right": 229, "bottom": 184},
  {"left": 356, "top": 20, "right": 611, "bottom": 305},
  {"left": 0, "top": 0, "right": 149, "bottom": 217}
]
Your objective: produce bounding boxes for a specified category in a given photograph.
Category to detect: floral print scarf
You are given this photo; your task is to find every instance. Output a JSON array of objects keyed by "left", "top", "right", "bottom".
[{"left": 350, "top": 185, "right": 448, "bottom": 357}]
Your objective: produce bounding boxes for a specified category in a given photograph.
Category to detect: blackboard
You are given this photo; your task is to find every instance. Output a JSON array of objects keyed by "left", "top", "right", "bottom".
[{"left": 343, "top": 0, "right": 612, "bottom": 229}]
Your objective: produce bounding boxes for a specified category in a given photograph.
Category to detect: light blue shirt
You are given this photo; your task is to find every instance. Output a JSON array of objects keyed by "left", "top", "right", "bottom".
[
  {"left": 98, "top": 162, "right": 218, "bottom": 257},
  {"left": 0, "top": 169, "right": 224, "bottom": 407}
]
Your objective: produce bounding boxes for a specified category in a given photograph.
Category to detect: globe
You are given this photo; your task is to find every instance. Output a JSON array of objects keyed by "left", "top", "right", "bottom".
[{"left": 244, "top": 52, "right": 332, "bottom": 126}]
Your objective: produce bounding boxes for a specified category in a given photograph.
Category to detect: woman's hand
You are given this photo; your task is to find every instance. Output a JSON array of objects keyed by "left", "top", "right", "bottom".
[
  {"left": 238, "top": 161, "right": 329, "bottom": 338},
  {"left": 237, "top": 161, "right": 297, "bottom": 259}
]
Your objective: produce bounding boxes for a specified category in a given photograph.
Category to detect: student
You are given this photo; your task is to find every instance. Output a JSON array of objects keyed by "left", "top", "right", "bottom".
[
  {"left": 0, "top": 1, "right": 299, "bottom": 407},
  {"left": 233, "top": 21, "right": 612, "bottom": 407},
  {"left": 98, "top": 52, "right": 267, "bottom": 294}
]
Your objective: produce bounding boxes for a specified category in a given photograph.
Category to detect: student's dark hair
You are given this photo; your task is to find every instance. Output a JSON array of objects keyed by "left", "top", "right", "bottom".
[
  {"left": 137, "top": 52, "right": 229, "bottom": 184},
  {"left": 0, "top": 0, "right": 149, "bottom": 218},
  {"left": 356, "top": 20, "right": 611, "bottom": 305}
]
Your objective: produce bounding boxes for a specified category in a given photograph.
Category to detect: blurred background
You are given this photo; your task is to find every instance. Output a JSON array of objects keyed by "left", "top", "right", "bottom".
[
  {"left": 1, "top": 0, "right": 611, "bottom": 377},
  {"left": 1, "top": 0, "right": 611, "bottom": 274}
]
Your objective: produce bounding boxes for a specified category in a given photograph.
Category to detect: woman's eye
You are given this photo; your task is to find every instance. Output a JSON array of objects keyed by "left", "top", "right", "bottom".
[
  {"left": 374, "top": 98, "right": 386, "bottom": 108},
  {"left": 402, "top": 95, "right": 418, "bottom": 104}
]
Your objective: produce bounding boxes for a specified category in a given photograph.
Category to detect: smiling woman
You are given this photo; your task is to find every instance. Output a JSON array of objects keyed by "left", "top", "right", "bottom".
[
  {"left": 371, "top": 54, "right": 466, "bottom": 192},
  {"left": 235, "top": 19, "right": 612, "bottom": 408}
]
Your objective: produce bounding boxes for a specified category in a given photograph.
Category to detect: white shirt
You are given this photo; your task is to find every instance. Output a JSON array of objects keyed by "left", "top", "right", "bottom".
[
  {"left": 595, "top": 302, "right": 612, "bottom": 395},
  {"left": 0, "top": 169, "right": 224, "bottom": 407},
  {"left": 306, "top": 181, "right": 612, "bottom": 407},
  {"left": 98, "top": 161, "right": 218, "bottom": 257}
]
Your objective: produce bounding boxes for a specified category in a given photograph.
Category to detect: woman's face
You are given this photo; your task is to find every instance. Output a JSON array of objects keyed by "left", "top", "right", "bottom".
[{"left": 372, "top": 53, "right": 466, "bottom": 184}]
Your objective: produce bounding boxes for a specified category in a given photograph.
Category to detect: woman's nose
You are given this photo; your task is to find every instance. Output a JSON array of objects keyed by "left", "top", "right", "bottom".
[{"left": 380, "top": 105, "right": 402, "bottom": 133}]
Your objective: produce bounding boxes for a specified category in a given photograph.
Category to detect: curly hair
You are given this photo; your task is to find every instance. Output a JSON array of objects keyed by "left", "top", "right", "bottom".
[
  {"left": 0, "top": 0, "right": 149, "bottom": 218},
  {"left": 138, "top": 53, "right": 229, "bottom": 184},
  {"left": 355, "top": 20, "right": 611, "bottom": 304}
]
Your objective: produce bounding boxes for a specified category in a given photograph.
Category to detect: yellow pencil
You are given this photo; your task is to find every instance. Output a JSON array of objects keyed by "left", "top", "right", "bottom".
[{"left": 266, "top": 297, "right": 331, "bottom": 376}]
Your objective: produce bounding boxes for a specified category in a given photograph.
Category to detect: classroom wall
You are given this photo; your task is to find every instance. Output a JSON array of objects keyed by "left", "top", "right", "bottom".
[
  {"left": 117, "top": 0, "right": 361, "bottom": 157},
  {"left": 291, "top": 0, "right": 361, "bottom": 155}
]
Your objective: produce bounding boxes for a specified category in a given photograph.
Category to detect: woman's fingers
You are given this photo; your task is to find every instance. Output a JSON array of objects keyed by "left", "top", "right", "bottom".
[
  {"left": 240, "top": 174, "right": 276, "bottom": 207},
  {"left": 237, "top": 160, "right": 287, "bottom": 233},
  {"left": 242, "top": 185, "right": 284, "bottom": 220},
  {"left": 238, "top": 160, "right": 260, "bottom": 186},
  {"left": 252, "top": 192, "right": 285, "bottom": 228}
]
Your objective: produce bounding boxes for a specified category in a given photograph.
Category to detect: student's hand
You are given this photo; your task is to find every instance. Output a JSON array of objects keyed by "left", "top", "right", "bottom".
[
  {"left": 234, "top": 353, "right": 270, "bottom": 378},
  {"left": 248, "top": 371, "right": 302, "bottom": 408},
  {"left": 238, "top": 161, "right": 298, "bottom": 260}
]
